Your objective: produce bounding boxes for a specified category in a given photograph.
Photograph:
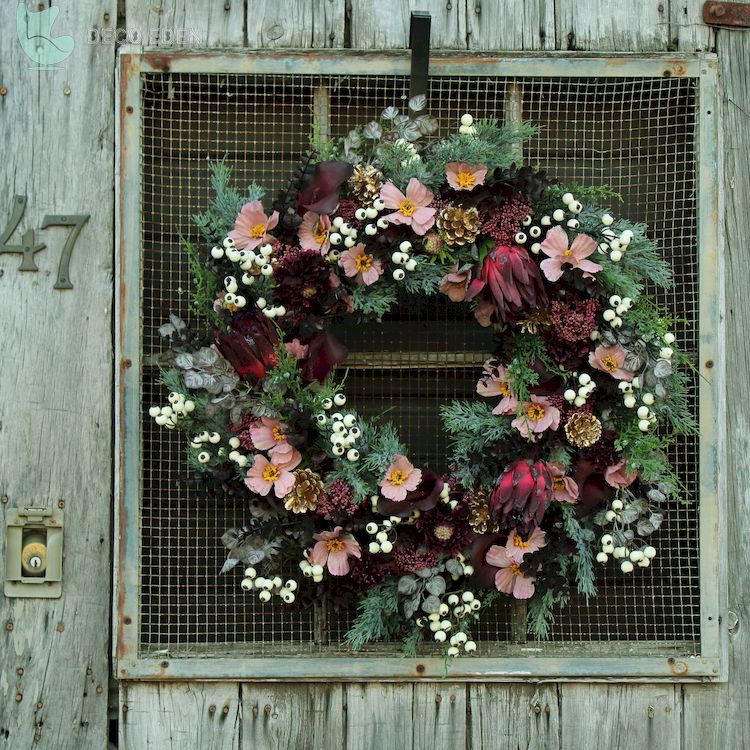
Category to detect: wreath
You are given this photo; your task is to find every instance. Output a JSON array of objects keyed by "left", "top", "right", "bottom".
[{"left": 150, "top": 97, "right": 695, "bottom": 657}]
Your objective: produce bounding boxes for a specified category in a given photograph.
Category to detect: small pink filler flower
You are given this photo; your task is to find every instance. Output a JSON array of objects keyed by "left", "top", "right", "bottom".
[
  {"left": 548, "top": 464, "right": 580, "bottom": 503},
  {"left": 380, "top": 178, "right": 436, "bottom": 235},
  {"left": 229, "top": 200, "right": 279, "bottom": 250},
  {"left": 380, "top": 454, "right": 422, "bottom": 503},
  {"left": 511, "top": 396, "right": 561, "bottom": 440},
  {"left": 539, "top": 225, "right": 601, "bottom": 282},
  {"left": 309, "top": 526, "right": 361, "bottom": 576},
  {"left": 245, "top": 452, "right": 300, "bottom": 498},
  {"left": 476, "top": 363, "right": 519, "bottom": 415},
  {"left": 298, "top": 211, "right": 331, "bottom": 254},
  {"left": 485, "top": 545, "right": 536, "bottom": 599},
  {"left": 589, "top": 344, "right": 634, "bottom": 381},
  {"left": 505, "top": 526, "right": 547, "bottom": 563},
  {"left": 338, "top": 243, "right": 383, "bottom": 286},
  {"left": 445, "top": 162, "right": 488, "bottom": 191}
]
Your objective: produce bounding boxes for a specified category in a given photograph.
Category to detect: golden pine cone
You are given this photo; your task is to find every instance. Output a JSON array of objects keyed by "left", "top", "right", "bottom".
[
  {"left": 348, "top": 164, "right": 383, "bottom": 207},
  {"left": 468, "top": 489, "right": 498, "bottom": 534},
  {"left": 284, "top": 469, "right": 325, "bottom": 514},
  {"left": 436, "top": 205, "right": 481, "bottom": 246},
  {"left": 564, "top": 411, "right": 603, "bottom": 449}
]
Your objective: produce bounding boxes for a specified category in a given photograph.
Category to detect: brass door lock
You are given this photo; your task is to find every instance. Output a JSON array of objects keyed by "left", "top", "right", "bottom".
[{"left": 4, "top": 507, "right": 63, "bottom": 598}]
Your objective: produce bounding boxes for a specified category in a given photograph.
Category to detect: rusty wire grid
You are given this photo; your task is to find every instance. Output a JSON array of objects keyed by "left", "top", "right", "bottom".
[{"left": 138, "top": 72, "right": 700, "bottom": 657}]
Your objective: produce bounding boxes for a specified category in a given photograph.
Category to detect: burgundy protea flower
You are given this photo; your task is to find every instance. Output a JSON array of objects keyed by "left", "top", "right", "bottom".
[
  {"left": 490, "top": 459, "right": 553, "bottom": 534},
  {"left": 214, "top": 309, "right": 279, "bottom": 380},
  {"left": 273, "top": 249, "right": 338, "bottom": 315},
  {"left": 466, "top": 244, "right": 547, "bottom": 327},
  {"left": 297, "top": 161, "right": 354, "bottom": 215}
]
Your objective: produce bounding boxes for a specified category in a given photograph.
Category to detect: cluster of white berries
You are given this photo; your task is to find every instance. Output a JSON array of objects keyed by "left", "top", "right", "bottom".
[
  {"left": 255, "top": 296, "right": 286, "bottom": 319},
  {"left": 317, "top": 394, "right": 361, "bottom": 461},
  {"left": 618, "top": 379, "right": 658, "bottom": 432},
  {"left": 564, "top": 372, "right": 596, "bottom": 407},
  {"left": 522, "top": 192, "right": 582, "bottom": 254},
  {"left": 438, "top": 483, "right": 457, "bottom": 510},
  {"left": 599, "top": 217, "right": 634, "bottom": 263},
  {"left": 600, "top": 294, "right": 633, "bottom": 330},
  {"left": 226, "top": 436, "right": 249, "bottom": 468},
  {"left": 212, "top": 237, "right": 274, "bottom": 280},
  {"left": 365, "top": 517, "right": 400, "bottom": 554},
  {"left": 459, "top": 113, "right": 476, "bottom": 136},
  {"left": 597, "top": 531, "right": 657, "bottom": 573},
  {"left": 417, "top": 591, "right": 480, "bottom": 655},
  {"left": 190, "top": 430, "right": 224, "bottom": 464},
  {"left": 447, "top": 553, "right": 474, "bottom": 581},
  {"left": 299, "top": 556, "right": 325, "bottom": 583},
  {"left": 658, "top": 331, "right": 675, "bottom": 366},
  {"left": 391, "top": 240, "right": 419, "bottom": 281},
  {"left": 241, "top": 567, "right": 298, "bottom": 603},
  {"left": 149, "top": 392, "right": 196, "bottom": 428},
  {"left": 221, "top": 275, "right": 248, "bottom": 311}
]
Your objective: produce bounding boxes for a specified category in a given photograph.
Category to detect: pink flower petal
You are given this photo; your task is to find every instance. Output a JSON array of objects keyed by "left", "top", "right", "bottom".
[
  {"left": 380, "top": 182, "right": 406, "bottom": 209},
  {"left": 495, "top": 568, "right": 516, "bottom": 594},
  {"left": 512, "top": 575, "right": 535, "bottom": 599},
  {"left": 326, "top": 550, "right": 351, "bottom": 576},
  {"left": 540, "top": 258, "right": 564, "bottom": 282},
  {"left": 540, "top": 226, "right": 569, "bottom": 256}
]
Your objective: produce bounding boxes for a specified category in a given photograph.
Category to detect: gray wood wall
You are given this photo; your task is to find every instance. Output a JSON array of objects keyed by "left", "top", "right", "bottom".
[{"left": 0, "top": 1, "right": 745, "bottom": 748}]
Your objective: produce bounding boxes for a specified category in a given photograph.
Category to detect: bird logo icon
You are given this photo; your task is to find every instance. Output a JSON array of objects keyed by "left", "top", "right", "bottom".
[{"left": 16, "top": 1, "right": 75, "bottom": 70}]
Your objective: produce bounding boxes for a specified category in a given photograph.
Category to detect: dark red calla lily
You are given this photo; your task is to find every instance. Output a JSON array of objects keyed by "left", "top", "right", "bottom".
[
  {"left": 377, "top": 469, "right": 444, "bottom": 517},
  {"left": 470, "top": 532, "right": 505, "bottom": 589},
  {"left": 300, "top": 330, "right": 348, "bottom": 383},
  {"left": 490, "top": 459, "right": 553, "bottom": 533},
  {"left": 573, "top": 458, "right": 614, "bottom": 515},
  {"left": 297, "top": 161, "right": 354, "bottom": 215}
]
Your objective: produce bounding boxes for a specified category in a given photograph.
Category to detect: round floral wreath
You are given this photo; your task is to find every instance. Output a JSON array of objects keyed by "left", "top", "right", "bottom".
[{"left": 151, "top": 98, "right": 695, "bottom": 657}]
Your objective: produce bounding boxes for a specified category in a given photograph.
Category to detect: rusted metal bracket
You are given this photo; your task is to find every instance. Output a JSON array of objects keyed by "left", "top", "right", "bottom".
[
  {"left": 409, "top": 11, "right": 431, "bottom": 111},
  {"left": 703, "top": 2, "right": 750, "bottom": 27}
]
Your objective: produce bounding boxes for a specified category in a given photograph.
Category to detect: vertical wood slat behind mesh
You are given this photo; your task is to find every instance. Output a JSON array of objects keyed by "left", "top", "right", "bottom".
[{"left": 139, "top": 73, "right": 700, "bottom": 656}]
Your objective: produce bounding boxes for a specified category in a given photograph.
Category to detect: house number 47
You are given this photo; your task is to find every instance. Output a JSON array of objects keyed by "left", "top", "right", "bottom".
[{"left": 0, "top": 195, "right": 90, "bottom": 290}]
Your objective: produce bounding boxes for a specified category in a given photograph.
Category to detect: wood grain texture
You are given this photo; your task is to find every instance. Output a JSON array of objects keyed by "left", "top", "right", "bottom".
[
  {"left": 241, "top": 683, "right": 344, "bottom": 749},
  {"left": 670, "top": 0, "right": 714, "bottom": 51},
  {"left": 560, "top": 685, "right": 680, "bottom": 748},
  {"left": 467, "top": 0, "right": 555, "bottom": 50},
  {"left": 119, "top": 683, "right": 241, "bottom": 749},
  {"left": 124, "top": 0, "right": 245, "bottom": 47},
  {"left": 469, "top": 683, "right": 560, "bottom": 749},
  {"left": 246, "top": 0, "right": 346, "bottom": 49},
  {"left": 682, "top": 25, "right": 750, "bottom": 750},
  {"left": 349, "top": 0, "right": 468, "bottom": 50},
  {"left": 345, "top": 684, "right": 414, "bottom": 749},
  {"left": 0, "top": 2, "right": 115, "bottom": 748},
  {"left": 555, "top": 0, "right": 670, "bottom": 50},
  {"left": 412, "top": 683, "right": 467, "bottom": 748}
]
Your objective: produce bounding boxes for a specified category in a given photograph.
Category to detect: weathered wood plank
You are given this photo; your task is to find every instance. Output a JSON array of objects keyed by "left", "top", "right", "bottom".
[
  {"left": 246, "top": 0, "right": 346, "bottom": 49},
  {"left": 682, "top": 25, "right": 750, "bottom": 750},
  {"left": 467, "top": 0, "right": 555, "bottom": 50},
  {"left": 555, "top": 0, "right": 670, "bottom": 51},
  {"left": 349, "top": 0, "right": 468, "bottom": 50},
  {"left": 241, "top": 683, "right": 344, "bottom": 749},
  {"left": 560, "top": 685, "right": 680, "bottom": 748},
  {"left": 469, "top": 684, "right": 560, "bottom": 749},
  {"left": 0, "top": 2, "right": 115, "bottom": 748},
  {"left": 124, "top": 0, "right": 245, "bottom": 47},
  {"left": 119, "top": 683, "right": 241, "bottom": 749},
  {"left": 413, "top": 684, "right": 467, "bottom": 748},
  {"left": 670, "top": 0, "right": 714, "bottom": 52},
  {"left": 345, "top": 684, "right": 414, "bottom": 749}
]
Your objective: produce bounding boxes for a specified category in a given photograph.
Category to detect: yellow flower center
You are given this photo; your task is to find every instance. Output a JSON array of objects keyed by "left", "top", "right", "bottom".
[
  {"left": 456, "top": 171, "right": 476, "bottom": 188},
  {"left": 602, "top": 355, "right": 619, "bottom": 372},
  {"left": 301, "top": 286, "right": 317, "bottom": 298},
  {"left": 251, "top": 223, "right": 267, "bottom": 239},
  {"left": 225, "top": 301, "right": 238, "bottom": 313},
  {"left": 272, "top": 426, "right": 285, "bottom": 442},
  {"left": 399, "top": 199, "right": 416, "bottom": 217},
  {"left": 434, "top": 524, "right": 454, "bottom": 541},
  {"left": 389, "top": 469, "right": 408, "bottom": 486},
  {"left": 313, "top": 223, "right": 329, "bottom": 245},
  {"left": 354, "top": 253, "right": 374, "bottom": 272},
  {"left": 326, "top": 538, "right": 346, "bottom": 553},
  {"left": 563, "top": 248, "right": 573, "bottom": 257},
  {"left": 526, "top": 403, "right": 545, "bottom": 421},
  {"left": 513, "top": 533, "right": 530, "bottom": 549},
  {"left": 499, "top": 382, "right": 511, "bottom": 398},
  {"left": 509, "top": 563, "right": 524, "bottom": 577},
  {"left": 262, "top": 464, "right": 281, "bottom": 482},
  {"left": 552, "top": 477, "right": 566, "bottom": 491}
]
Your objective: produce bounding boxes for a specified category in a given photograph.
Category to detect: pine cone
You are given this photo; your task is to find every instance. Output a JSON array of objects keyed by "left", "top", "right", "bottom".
[
  {"left": 564, "top": 412, "right": 603, "bottom": 448},
  {"left": 437, "top": 205, "right": 480, "bottom": 246},
  {"left": 284, "top": 469, "right": 325, "bottom": 513},
  {"left": 348, "top": 164, "right": 383, "bottom": 207},
  {"left": 468, "top": 489, "right": 498, "bottom": 534}
]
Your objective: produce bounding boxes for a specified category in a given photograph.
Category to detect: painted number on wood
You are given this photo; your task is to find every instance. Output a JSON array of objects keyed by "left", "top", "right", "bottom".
[{"left": 0, "top": 195, "right": 90, "bottom": 289}]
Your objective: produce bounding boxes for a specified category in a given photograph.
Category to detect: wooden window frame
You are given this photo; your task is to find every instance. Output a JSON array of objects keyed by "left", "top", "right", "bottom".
[{"left": 115, "top": 50, "right": 725, "bottom": 682}]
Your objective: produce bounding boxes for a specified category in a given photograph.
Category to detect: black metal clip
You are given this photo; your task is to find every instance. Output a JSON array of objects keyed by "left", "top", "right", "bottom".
[{"left": 409, "top": 11, "right": 432, "bottom": 113}]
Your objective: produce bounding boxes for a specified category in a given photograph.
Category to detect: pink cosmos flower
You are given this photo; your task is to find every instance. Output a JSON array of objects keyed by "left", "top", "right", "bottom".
[
  {"left": 298, "top": 211, "right": 331, "bottom": 254},
  {"left": 380, "top": 178, "right": 436, "bottom": 235},
  {"left": 485, "top": 545, "right": 536, "bottom": 599},
  {"left": 228, "top": 200, "right": 279, "bottom": 250},
  {"left": 505, "top": 526, "right": 547, "bottom": 563},
  {"left": 604, "top": 459, "right": 638, "bottom": 489},
  {"left": 380, "top": 454, "right": 422, "bottom": 503},
  {"left": 539, "top": 226, "right": 602, "bottom": 282},
  {"left": 548, "top": 464, "right": 580, "bottom": 503},
  {"left": 249, "top": 417, "right": 288, "bottom": 451},
  {"left": 269, "top": 442, "right": 302, "bottom": 469},
  {"left": 589, "top": 344, "right": 634, "bottom": 381},
  {"left": 511, "top": 396, "right": 561, "bottom": 440},
  {"left": 445, "top": 162, "right": 488, "bottom": 191},
  {"left": 285, "top": 338, "right": 309, "bottom": 360},
  {"left": 309, "top": 526, "right": 361, "bottom": 576},
  {"left": 338, "top": 243, "right": 383, "bottom": 286},
  {"left": 476, "top": 362, "right": 519, "bottom": 415},
  {"left": 244, "top": 452, "right": 300, "bottom": 498},
  {"left": 438, "top": 264, "right": 471, "bottom": 302}
]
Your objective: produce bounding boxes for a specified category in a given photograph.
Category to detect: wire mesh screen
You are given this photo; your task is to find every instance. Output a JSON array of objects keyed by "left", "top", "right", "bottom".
[{"left": 138, "top": 71, "right": 700, "bottom": 658}]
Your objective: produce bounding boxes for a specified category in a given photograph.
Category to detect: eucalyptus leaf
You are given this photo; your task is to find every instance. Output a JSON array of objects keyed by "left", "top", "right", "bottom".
[
  {"left": 612, "top": 530, "right": 628, "bottom": 546},
  {"left": 619, "top": 505, "right": 641, "bottom": 524},
  {"left": 183, "top": 369, "right": 207, "bottom": 390},
  {"left": 169, "top": 314, "right": 187, "bottom": 331},
  {"left": 363, "top": 121, "right": 383, "bottom": 140},
  {"left": 404, "top": 596, "right": 420, "bottom": 620},
  {"left": 398, "top": 575, "right": 420, "bottom": 596},
  {"left": 158, "top": 322, "right": 176, "bottom": 337},
  {"left": 174, "top": 352, "right": 194, "bottom": 370},
  {"left": 623, "top": 529, "right": 635, "bottom": 542},
  {"left": 415, "top": 114, "right": 438, "bottom": 135},
  {"left": 647, "top": 489, "right": 666, "bottom": 503},
  {"left": 444, "top": 559, "right": 463, "bottom": 576},
  {"left": 636, "top": 519, "right": 656, "bottom": 536},
  {"left": 408, "top": 94, "right": 427, "bottom": 112},
  {"left": 654, "top": 359, "right": 673, "bottom": 378},
  {"left": 425, "top": 576, "right": 446, "bottom": 596},
  {"left": 421, "top": 595, "right": 441, "bottom": 614},
  {"left": 381, "top": 106, "right": 399, "bottom": 120},
  {"left": 649, "top": 512, "right": 664, "bottom": 529},
  {"left": 415, "top": 568, "right": 434, "bottom": 579},
  {"left": 401, "top": 121, "right": 422, "bottom": 142},
  {"left": 195, "top": 347, "right": 219, "bottom": 368}
]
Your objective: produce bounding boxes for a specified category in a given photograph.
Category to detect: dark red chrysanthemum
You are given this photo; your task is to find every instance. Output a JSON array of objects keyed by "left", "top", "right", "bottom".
[
  {"left": 349, "top": 553, "right": 392, "bottom": 588},
  {"left": 416, "top": 500, "right": 474, "bottom": 556},
  {"left": 273, "top": 249, "right": 336, "bottom": 315},
  {"left": 490, "top": 459, "right": 553, "bottom": 534}
]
